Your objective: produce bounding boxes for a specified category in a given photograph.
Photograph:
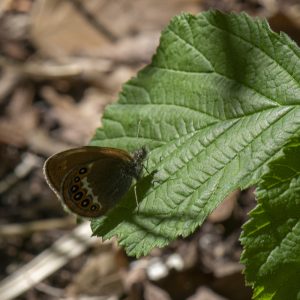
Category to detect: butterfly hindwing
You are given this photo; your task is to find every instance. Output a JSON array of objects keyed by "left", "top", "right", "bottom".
[{"left": 61, "top": 157, "right": 133, "bottom": 217}]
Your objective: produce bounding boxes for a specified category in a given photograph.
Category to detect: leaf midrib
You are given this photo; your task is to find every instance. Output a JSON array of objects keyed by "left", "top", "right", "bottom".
[{"left": 141, "top": 107, "right": 297, "bottom": 219}]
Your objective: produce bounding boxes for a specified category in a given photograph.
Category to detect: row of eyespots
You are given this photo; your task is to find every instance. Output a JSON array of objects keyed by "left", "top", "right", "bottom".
[
  {"left": 70, "top": 167, "right": 99, "bottom": 212},
  {"left": 71, "top": 167, "right": 88, "bottom": 202},
  {"left": 70, "top": 186, "right": 99, "bottom": 211}
]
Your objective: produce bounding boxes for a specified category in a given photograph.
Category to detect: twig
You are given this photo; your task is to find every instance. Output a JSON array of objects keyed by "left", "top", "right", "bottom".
[
  {"left": 0, "top": 222, "right": 100, "bottom": 300},
  {"left": 0, "top": 68, "right": 20, "bottom": 103},
  {"left": 0, "top": 217, "right": 75, "bottom": 236},
  {"left": 35, "top": 282, "right": 64, "bottom": 298},
  {"left": 0, "top": 152, "right": 42, "bottom": 194},
  {"left": 0, "top": 56, "right": 112, "bottom": 79},
  {"left": 68, "top": 0, "right": 118, "bottom": 43}
]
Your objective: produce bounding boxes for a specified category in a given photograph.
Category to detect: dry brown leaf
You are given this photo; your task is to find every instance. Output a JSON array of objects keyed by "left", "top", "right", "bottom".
[
  {"left": 208, "top": 190, "right": 240, "bottom": 223},
  {"left": 66, "top": 251, "right": 124, "bottom": 297},
  {"left": 144, "top": 282, "right": 172, "bottom": 300}
]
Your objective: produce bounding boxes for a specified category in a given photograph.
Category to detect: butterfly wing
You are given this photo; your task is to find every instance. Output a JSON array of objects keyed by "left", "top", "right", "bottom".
[{"left": 44, "top": 146, "right": 134, "bottom": 218}]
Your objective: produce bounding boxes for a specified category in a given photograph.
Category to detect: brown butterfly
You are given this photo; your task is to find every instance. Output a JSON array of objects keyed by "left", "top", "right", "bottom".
[{"left": 43, "top": 146, "right": 147, "bottom": 218}]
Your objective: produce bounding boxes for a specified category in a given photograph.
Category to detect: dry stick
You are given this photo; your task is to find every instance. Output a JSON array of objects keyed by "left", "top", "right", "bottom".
[
  {"left": 0, "top": 217, "right": 74, "bottom": 236},
  {"left": 0, "top": 68, "right": 20, "bottom": 102},
  {"left": 34, "top": 282, "right": 64, "bottom": 298},
  {"left": 69, "top": 0, "right": 118, "bottom": 43},
  {"left": 0, "top": 153, "right": 42, "bottom": 194},
  {"left": 0, "top": 222, "right": 99, "bottom": 300},
  {"left": 22, "top": 58, "right": 112, "bottom": 79},
  {"left": 0, "top": 56, "right": 112, "bottom": 80}
]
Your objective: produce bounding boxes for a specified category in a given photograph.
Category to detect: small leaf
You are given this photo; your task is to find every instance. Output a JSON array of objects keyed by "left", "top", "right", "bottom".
[
  {"left": 240, "top": 137, "right": 300, "bottom": 299},
  {"left": 91, "top": 11, "right": 300, "bottom": 257}
]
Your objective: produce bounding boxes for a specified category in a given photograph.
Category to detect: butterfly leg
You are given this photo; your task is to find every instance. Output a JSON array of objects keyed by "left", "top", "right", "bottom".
[
  {"left": 134, "top": 185, "right": 140, "bottom": 212},
  {"left": 143, "top": 163, "right": 151, "bottom": 175}
]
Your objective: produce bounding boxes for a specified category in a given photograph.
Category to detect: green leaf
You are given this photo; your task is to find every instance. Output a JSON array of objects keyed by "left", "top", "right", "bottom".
[
  {"left": 240, "top": 137, "right": 300, "bottom": 299},
  {"left": 91, "top": 11, "right": 300, "bottom": 257}
]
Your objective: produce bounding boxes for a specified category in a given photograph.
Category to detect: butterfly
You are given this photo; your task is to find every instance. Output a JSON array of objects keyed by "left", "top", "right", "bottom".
[{"left": 43, "top": 146, "right": 147, "bottom": 218}]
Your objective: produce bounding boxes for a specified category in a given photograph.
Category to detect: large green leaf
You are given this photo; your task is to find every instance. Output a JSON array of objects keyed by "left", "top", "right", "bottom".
[
  {"left": 91, "top": 11, "right": 300, "bottom": 257},
  {"left": 240, "top": 138, "right": 300, "bottom": 299}
]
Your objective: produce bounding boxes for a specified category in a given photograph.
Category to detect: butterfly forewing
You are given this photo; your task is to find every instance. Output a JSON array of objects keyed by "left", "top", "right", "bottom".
[{"left": 44, "top": 146, "right": 132, "bottom": 193}]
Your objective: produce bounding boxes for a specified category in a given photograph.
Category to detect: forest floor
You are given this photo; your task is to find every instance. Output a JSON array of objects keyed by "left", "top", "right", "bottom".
[{"left": 0, "top": 0, "right": 299, "bottom": 299}]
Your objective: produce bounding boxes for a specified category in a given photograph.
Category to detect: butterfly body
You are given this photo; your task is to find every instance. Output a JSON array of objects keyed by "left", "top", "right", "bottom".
[{"left": 44, "top": 146, "right": 147, "bottom": 218}]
